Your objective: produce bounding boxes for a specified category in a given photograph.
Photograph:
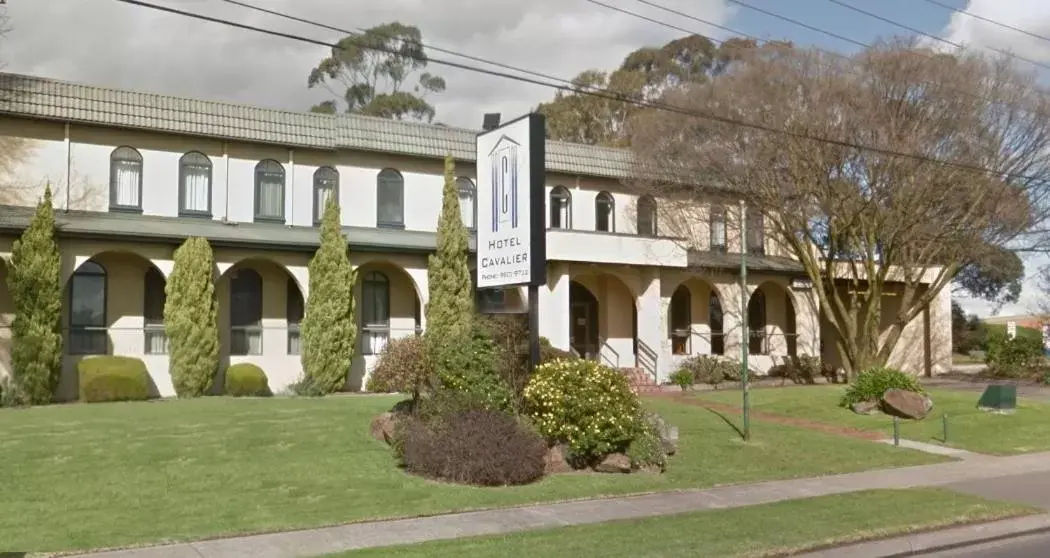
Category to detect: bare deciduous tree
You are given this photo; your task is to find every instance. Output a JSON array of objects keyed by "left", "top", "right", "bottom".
[{"left": 630, "top": 39, "right": 1050, "bottom": 377}]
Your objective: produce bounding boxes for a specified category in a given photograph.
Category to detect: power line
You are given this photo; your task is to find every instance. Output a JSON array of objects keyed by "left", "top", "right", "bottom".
[
  {"left": 920, "top": 0, "right": 1050, "bottom": 46},
  {"left": 112, "top": 0, "right": 1049, "bottom": 184},
  {"left": 824, "top": 0, "right": 1050, "bottom": 73}
]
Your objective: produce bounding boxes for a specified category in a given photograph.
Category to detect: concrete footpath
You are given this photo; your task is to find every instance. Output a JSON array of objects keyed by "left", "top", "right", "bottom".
[{"left": 68, "top": 450, "right": 1050, "bottom": 558}]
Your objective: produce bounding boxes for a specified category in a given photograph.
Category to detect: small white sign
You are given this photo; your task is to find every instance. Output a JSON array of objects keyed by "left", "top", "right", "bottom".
[
  {"left": 476, "top": 114, "right": 545, "bottom": 288},
  {"left": 1007, "top": 321, "right": 1017, "bottom": 339},
  {"left": 790, "top": 278, "right": 814, "bottom": 290}
]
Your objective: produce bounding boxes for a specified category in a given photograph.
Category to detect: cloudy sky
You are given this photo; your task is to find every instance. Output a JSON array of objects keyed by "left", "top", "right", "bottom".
[{"left": 4, "top": 0, "right": 1050, "bottom": 317}]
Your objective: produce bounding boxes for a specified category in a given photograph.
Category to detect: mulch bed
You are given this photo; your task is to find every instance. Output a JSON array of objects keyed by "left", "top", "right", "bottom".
[{"left": 651, "top": 393, "right": 884, "bottom": 441}]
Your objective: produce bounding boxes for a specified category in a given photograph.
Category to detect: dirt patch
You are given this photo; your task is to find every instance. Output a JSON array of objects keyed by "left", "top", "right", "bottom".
[{"left": 655, "top": 393, "right": 884, "bottom": 441}]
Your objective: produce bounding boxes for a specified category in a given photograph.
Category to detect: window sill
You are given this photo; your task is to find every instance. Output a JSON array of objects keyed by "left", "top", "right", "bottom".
[
  {"left": 179, "top": 210, "right": 213, "bottom": 219},
  {"left": 109, "top": 205, "right": 143, "bottom": 214},
  {"left": 377, "top": 221, "right": 405, "bottom": 230},
  {"left": 254, "top": 216, "right": 287, "bottom": 225}
]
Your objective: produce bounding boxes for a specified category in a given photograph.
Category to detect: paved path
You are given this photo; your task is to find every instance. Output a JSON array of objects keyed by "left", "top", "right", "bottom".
[{"left": 70, "top": 451, "right": 1050, "bottom": 558}]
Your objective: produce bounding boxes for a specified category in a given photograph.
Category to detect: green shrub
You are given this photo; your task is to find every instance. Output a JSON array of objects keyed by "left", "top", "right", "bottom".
[
  {"left": 681, "top": 355, "right": 736, "bottom": 388},
  {"left": 0, "top": 376, "right": 29, "bottom": 408},
  {"left": 524, "top": 358, "right": 641, "bottom": 465},
  {"left": 366, "top": 335, "right": 433, "bottom": 397},
  {"left": 626, "top": 414, "right": 667, "bottom": 471},
  {"left": 401, "top": 408, "right": 547, "bottom": 486},
  {"left": 434, "top": 325, "right": 512, "bottom": 412},
  {"left": 165, "top": 237, "right": 220, "bottom": 398},
  {"left": 78, "top": 356, "right": 152, "bottom": 403},
  {"left": 224, "top": 363, "right": 272, "bottom": 397},
  {"left": 288, "top": 377, "right": 328, "bottom": 397},
  {"left": 669, "top": 369, "right": 694, "bottom": 391},
  {"left": 985, "top": 331, "right": 1043, "bottom": 376},
  {"left": 839, "top": 366, "right": 924, "bottom": 408},
  {"left": 475, "top": 314, "right": 577, "bottom": 408}
]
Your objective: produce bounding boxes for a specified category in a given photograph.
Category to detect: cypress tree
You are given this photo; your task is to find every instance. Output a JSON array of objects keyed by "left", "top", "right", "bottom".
[
  {"left": 301, "top": 197, "right": 355, "bottom": 394},
  {"left": 425, "top": 154, "right": 474, "bottom": 347},
  {"left": 7, "top": 185, "right": 63, "bottom": 404},
  {"left": 165, "top": 236, "right": 220, "bottom": 397}
]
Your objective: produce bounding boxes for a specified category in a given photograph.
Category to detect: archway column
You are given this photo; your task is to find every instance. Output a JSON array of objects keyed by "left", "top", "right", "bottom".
[
  {"left": 715, "top": 279, "right": 745, "bottom": 359},
  {"left": 635, "top": 267, "right": 664, "bottom": 380},
  {"left": 790, "top": 285, "right": 820, "bottom": 357},
  {"left": 538, "top": 262, "right": 571, "bottom": 352}
]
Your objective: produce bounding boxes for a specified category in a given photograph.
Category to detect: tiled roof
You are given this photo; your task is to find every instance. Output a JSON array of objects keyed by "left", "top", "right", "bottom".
[
  {"left": 0, "top": 73, "right": 635, "bottom": 180},
  {"left": 0, "top": 204, "right": 473, "bottom": 254}
]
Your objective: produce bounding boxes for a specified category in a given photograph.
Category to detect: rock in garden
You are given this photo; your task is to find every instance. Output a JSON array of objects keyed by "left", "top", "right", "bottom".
[
  {"left": 369, "top": 412, "right": 399, "bottom": 444},
  {"left": 850, "top": 400, "right": 879, "bottom": 415},
  {"left": 881, "top": 389, "right": 933, "bottom": 420},
  {"left": 647, "top": 413, "right": 679, "bottom": 456},
  {"left": 544, "top": 444, "right": 573, "bottom": 474},
  {"left": 594, "top": 453, "right": 632, "bottom": 474}
]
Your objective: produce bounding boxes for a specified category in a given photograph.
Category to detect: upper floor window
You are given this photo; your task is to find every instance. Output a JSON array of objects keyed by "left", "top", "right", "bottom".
[
  {"left": 377, "top": 168, "right": 404, "bottom": 228},
  {"left": 710, "top": 205, "right": 727, "bottom": 252},
  {"left": 457, "top": 177, "right": 476, "bottom": 229},
  {"left": 595, "top": 191, "right": 615, "bottom": 232},
  {"left": 254, "top": 159, "right": 285, "bottom": 222},
  {"left": 637, "top": 195, "right": 657, "bottom": 236},
  {"left": 549, "top": 186, "right": 572, "bottom": 229},
  {"left": 179, "top": 151, "right": 212, "bottom": 217},
  {"left": 313, "top": 166, "right": 339, "bottom": 224},
  {"left": 69, "top": 260, "right": 107, "bottom": 355},
  {"left": 110, "top": 146, "right": 143, "bottom": 211},
  {"left": 746, "top": 207, "right": 765, "bottom": 255}
]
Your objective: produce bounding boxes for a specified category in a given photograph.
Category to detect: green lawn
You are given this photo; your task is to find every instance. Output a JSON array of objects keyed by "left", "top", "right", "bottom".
[
  {"left": 700, "top": 386, "right": 1050, "bottom": 455},
  {"left": 334, "top": 489, "right": 1033, "bottom": 558},
  {"left": 0, "top": 395, "right": 944, "bottom": 552}
]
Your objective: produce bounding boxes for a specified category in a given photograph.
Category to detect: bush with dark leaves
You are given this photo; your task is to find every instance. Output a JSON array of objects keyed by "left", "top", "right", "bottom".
[{"left": 400, "top": 408, "right": 547, "bottom": 486}]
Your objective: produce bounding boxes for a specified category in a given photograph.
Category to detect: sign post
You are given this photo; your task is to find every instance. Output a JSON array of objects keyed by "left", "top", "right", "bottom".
[{"left": 476, "top": 113, "right": 547, "bottom": 371}]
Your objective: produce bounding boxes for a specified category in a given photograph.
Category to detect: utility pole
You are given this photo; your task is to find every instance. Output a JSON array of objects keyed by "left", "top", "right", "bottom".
[{"left": 739, "top": 200, "right": 751, "bottom": 442}]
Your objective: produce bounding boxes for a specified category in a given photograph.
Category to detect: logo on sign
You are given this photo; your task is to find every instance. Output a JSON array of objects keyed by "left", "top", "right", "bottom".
[{"left": 489, "top": 136, "right": 519, "bottom": 233}]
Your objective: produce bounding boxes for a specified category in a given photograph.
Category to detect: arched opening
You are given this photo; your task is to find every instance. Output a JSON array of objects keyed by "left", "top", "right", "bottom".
[
  {"left": 549, "top": 186, "right": 572, "bottom": 229},
  {"left": 229, "top": 268, "right": 263, "bottom": 356},
  {"left": 68, "top": 260, "right": 108, "bottom": 355},
  {"left": 360, "top": 270, "right": 391, "bottom": 355},
  {"left": 569, "top": 281, "right": 599, "bottom": 359},
  {"left": 669, "top": 285, "right": 691, "bottom": 355},
  {"left": 637, "top": 195, "right": 657, "bottom": 236},
  {"left": 312, "top": 166, "right": 339, "bottom": 224},
  {"left": 748, "top": 281, "right": 797, "bottom": 357},
  {"left": 354, "top": 261, "right": 423, "bottom": 358},
  {"left": 456, "top": 177, "right": 476, "bottom": 230},
  {"left": 710, "top": 292, "right": 724, "bottom": 355},
  {"left": 748, "top": 289, "right": 767, "bottom": 355},
  {"left": 595, "top": 191, "right": 615, "bottom": 232},
  {"left": 217, "top": 258, "right": 305, "bottom": 359},
  {"left": 377, "top": 168, "right": 405, "bottom": 228},
  {"left": 143, "top": 266, "right": 168, "bottom": 355}
]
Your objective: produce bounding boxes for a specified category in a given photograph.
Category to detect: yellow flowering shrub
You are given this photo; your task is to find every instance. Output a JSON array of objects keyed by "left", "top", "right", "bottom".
[{"left": 523, "top": 358, "right": 642, "bottom": 464}]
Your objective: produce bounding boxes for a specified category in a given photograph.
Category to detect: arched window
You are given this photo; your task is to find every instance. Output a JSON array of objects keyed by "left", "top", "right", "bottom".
[
  {"left": 361, "top": 271, "right": 391, "bottom": 355},
  {"left": 595, "top": 191, "right": 615, "bottom": 232},
  {"left": 669, "top": 285, "right": 691, "bottom": 355},
  {"left": 286, "top": 277, "right": 304, "bottom": 355},
  {"left": 69, "top": 260, "right": 107, "bottom": 355},
  {"left": 179, "top": 151, "right": 212, "bottom": 216},
  {"left": 313, "top": 166, "right": 339, "bottom": 224},
  {"left": 457, "top": 177, "right": 476, "bottom": 229},
  {"left": 709, "top": 205, "right": 727, "bottom": 252},
  {"left": 377, "top": 169, "right": 404, "bottom": 228},
  {"left": 748, "top": 289, "right": 768, "bottom": 355},
  {"left": 637, "top": 195, "right": 657, "bottom": 236},
  {"left": 143, "top": 267, "right": 167, "bottom": 354},
  {"left": 110, "top": 146, "right": 143, "bottom": 211},
  {"left": 549, "top": 186, "right": 572, "bottom": 229},
  {"left": 710, "top": 292, "right": 724, "bottom": 355},
  {"left": 254, "top": 160, "right": 286, "bottom": 222},
  {"left": 230, "top": 268, "right": 263, "bottom": 355},
  {"left": 746, "top": 207, "right": 765, "bottom": 255}
]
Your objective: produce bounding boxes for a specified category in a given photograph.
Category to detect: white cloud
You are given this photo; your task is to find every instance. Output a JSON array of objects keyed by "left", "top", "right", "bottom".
[
  {"left": 0, "top": 0, "right": 732, "bottom": 128},
  {"left": 936, "top": 0, "right": 1050, "bottom": 66}
]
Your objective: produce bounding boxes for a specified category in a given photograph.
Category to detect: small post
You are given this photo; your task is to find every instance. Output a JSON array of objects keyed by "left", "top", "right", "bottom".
[
  {"left": 942, "top": 413, "right": 949, "bottom": 444},
  {"left": 528, "top": 283, "right": 540, "bottom": 373},
  {"left": 892, "top": 415, "right": 900, "bottom": 447}
]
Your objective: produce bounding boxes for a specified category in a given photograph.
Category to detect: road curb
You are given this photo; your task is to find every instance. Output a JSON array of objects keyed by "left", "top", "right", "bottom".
[{"left": 795, "top": 514, "right": 1050, "bottom": 557}]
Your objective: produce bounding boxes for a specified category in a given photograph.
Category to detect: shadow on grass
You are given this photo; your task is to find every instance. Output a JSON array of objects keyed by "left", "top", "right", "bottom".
[{"left": 704, "top": 406, "right": 746, "bottom": 440}]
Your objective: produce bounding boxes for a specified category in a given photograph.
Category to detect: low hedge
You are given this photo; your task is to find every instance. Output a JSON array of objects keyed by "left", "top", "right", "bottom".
[
  {"left": 225, "top": 363, "right": 272, "bottom": 397},
  {"left": 78, "top": 356, "right": 152, "bottom": 403}
]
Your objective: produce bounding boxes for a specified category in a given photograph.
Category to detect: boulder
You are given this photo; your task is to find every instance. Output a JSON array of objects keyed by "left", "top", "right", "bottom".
[
  {"left": 881, "top": 389, "right": 933, "bottom": 420},
  {"left": 544, "top": 444, "right": 573, "bottom": 474},
  {"left": 850, "top": 400, "right": 880, "bottom": 415},
  {"left": 647, "top": 413, "right": 679, "bottom": 456},
  {"left": 594, "top": 453, "right": 632, "bottom": 474},
  {"left": 369, "top": 412, "right": 399, "bottom": 444}
]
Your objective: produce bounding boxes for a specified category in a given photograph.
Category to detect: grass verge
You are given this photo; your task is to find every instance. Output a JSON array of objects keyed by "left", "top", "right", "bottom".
[
  {"left": 699, "top": 385, "right": 1050, "bottom": 454},
  {"left": 0, "top": 395, "right": 942, "bottom": 552},
  {"left": 332, "top": 488, "right": 1034, "bottom": 557}
]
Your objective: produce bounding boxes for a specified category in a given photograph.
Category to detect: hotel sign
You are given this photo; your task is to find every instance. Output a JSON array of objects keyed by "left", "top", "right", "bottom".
[{"left": 475, "top": 114, "right": 546, "bottom": 288}]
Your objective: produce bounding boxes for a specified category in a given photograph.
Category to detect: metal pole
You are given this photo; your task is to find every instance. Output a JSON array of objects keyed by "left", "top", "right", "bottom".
[
  {"left": 740, "top": 200, "right": 750, "bottom": 442},
  {"left": 892, "top": 415, "right": 900, "bottom": 447},
  {"left": 528, "top": 283, "right": 541, "bottom": 373},
  {"left": 942, "top": 413, "right": 949, "bottom": 444}
]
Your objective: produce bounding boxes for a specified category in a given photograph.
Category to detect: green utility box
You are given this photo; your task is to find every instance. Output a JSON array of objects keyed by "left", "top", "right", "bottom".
[{"left": 977, "top": 384, "right": 1017, "bottom": 413}]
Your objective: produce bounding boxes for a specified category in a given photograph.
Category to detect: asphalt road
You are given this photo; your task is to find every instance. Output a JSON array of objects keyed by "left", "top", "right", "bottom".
[{"left": 918, "top": 532, "right": 1050, "bottom": 557}]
